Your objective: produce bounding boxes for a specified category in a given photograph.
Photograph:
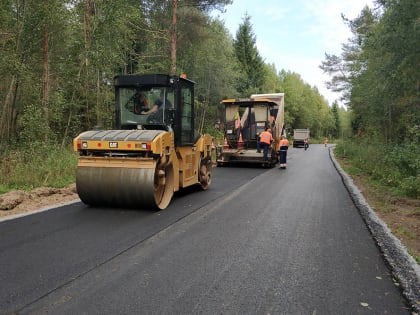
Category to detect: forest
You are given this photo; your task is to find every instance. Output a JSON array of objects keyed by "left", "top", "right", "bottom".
[{"left": 0, "top": 0, "right": 418, "bottom": 197}]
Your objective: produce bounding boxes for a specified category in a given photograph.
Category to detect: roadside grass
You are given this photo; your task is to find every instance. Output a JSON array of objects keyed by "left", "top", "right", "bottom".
[
  {"left": 0, "top": 144, "right": 78, "bottom": 194},
  {"left": 394, "top": 225, "right": 416, "bottom": 240},
  {"left": 334, "top": 140, "right": 420, "bottom": 264},
  {"left": 334, "top": 140, "right": 420, "bottom": 198}
]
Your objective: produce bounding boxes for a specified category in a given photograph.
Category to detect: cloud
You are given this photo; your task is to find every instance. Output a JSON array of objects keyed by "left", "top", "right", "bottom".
[
  {"left": 300, "top": 0, "right": 373, "bottom": 53},
  {"left": 215, "top": 0, "right": 373, "bottom": 104},
  {"left": 259, "top": 5, "right": 289, "bottom": 22}
]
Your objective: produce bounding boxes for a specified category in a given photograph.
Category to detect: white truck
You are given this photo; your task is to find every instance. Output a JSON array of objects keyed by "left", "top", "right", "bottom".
[{"left": 293, "top": 129, "right": 310, "bottom": 148}]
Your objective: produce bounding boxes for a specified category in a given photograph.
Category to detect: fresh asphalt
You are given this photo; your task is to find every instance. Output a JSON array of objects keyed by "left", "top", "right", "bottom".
[{"left": 0, "top": 144, "right": 417, "bottom": 314}]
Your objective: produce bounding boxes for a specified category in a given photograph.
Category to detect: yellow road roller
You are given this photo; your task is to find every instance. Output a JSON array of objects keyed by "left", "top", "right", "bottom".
[{"left": 73, "top": 74, "right": 213, "bottom": 210}]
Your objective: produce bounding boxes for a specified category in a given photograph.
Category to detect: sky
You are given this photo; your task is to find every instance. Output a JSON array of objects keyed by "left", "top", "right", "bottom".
[{"left": 212, "top": 0, "right": 374, "bottom": 105}]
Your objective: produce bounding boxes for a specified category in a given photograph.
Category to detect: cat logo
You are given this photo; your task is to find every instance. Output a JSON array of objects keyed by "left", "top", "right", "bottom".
[{"left": 109, "top": 142, "right": 118, "bottom": 148}]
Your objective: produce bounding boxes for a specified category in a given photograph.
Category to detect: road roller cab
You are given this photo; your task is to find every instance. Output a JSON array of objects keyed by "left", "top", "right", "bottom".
[{"left": 73, "top": 74, "right": 213, "bottom": 210}]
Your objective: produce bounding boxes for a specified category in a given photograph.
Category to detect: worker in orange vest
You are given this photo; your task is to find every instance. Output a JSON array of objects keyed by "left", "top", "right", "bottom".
[
  {"left": 277, "top": 135, "right": 289, "bottom": 169},
  {"left": 258, "top": 128, "right": 273, "bottom": 161}
]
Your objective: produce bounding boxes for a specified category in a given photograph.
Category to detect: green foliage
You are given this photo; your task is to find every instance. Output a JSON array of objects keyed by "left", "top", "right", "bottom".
[
  {"left": 180, "top": 17, "right": 239, "bottom": 105},
  {"left": 321, "top": 0, "right": 419, "bottom": 143},
  {"left": 335, "top": 140, "right": 420, "bottom": 198},
  {"left": 233, "top": 14, "right": 266, "bottom": 95},
  {"left": 17, "top": 104, "right": 54, "bottom": 144},
  {"left": 331, "top": 102, "right": 340, "bottom": 138},
  {"left": 0, "top": 146, "right": 78, "bottom": 192}
]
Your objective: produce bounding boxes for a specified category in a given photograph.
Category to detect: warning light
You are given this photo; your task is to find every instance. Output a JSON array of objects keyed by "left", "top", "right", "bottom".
[{"left": 141, "top": 142, "right": 151, "bottom": 150}]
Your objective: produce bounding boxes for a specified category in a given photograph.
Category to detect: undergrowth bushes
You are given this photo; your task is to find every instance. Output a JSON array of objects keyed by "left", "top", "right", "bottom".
[
  {"left": 0, "top": 143, "right": 78, "bottom": 194},
  {"left": 334, "top": 139, "right": 420, "bottom": 198}
]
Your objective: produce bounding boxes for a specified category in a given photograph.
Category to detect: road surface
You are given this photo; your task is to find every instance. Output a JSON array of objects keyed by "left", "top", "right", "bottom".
[{"left": 0, "top": 145, "right": 413, "bottom": 314}]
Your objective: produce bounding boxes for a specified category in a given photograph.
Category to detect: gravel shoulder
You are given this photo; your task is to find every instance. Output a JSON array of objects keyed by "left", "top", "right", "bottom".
[{"left": 329, "top": 147, "right": 420, "bottom": 312}]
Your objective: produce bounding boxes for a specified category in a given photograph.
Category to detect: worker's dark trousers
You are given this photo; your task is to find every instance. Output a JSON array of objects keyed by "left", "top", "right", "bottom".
[
  {"left": 279, "top": 146, "right": 288, "bottom": 164},
  {"left": 261, "top": 142, "right": 269, "bottom": 160}
]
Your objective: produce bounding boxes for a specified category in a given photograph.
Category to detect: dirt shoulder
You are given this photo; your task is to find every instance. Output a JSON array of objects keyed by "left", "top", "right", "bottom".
[
  {"left": 335, "top": 156, "right": 420, "bottom": 264},
  {"left": 0, "top": 184, "right": 79, "bottom": 220}
]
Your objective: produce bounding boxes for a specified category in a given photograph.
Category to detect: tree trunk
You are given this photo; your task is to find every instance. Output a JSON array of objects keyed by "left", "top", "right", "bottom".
[
  {"left": 96, "top": 69, "right": 100, "bottom": 124},
  {"left": 84, "top": 0, "right": 92, "bottom": 127},
  {"left": 170, "top": 0, "right": 177, "bottom": 75},
  {"left": 0, "top": 76, "right": 17, "bottom": 144},
  {"left": 61, "top": 64, "right": 84, "bottom": 149},
  {"left": 85, "top": 0, "right": 91, "bottom": 67},
  {"left": 42, "top": 8, "right": 50, "bottom": 142},
  {"left": 1, "top": 0, "right": 28, "bottom": 144}
]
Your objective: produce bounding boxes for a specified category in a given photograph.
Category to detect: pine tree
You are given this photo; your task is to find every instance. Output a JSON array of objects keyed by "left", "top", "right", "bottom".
[
  {"left": 331, "top": 102, "right": 340, "bottom": 138},
  {"left": 233, "top": 14, "right": 266, "bottom": 96}
]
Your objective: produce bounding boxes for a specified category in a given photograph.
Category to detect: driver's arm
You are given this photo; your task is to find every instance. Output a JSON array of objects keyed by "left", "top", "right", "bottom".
[{"left": 141, "top": 104, "right": 158, "bottom": 115}]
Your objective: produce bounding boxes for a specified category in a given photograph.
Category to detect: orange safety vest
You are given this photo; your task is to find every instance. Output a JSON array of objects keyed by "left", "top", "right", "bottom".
[
  {"left": 276, "top": 138, "right": 289, "bottom": 150},
  {"left": 259, "top": 131, "right": 273, "bottom": 144},
  {"left": 280, "top": 139, "right": 289, "bottom": 146}
]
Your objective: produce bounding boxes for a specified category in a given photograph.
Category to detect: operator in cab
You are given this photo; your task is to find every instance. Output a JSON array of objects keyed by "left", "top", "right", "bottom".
[
  {"left": 141, "top": 90, "right": 172, "bottom": 115},
  {"left": 133, "top": 92, "right": 149, "bottom": 114}
]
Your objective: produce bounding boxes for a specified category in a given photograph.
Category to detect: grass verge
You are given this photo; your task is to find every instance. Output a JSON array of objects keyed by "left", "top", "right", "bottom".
[
  {"left": 0, "top": 144, "right": 78, "bottom": 194},
  {"left": 333, "top": 141, "right": 420, "bottom": 264}
]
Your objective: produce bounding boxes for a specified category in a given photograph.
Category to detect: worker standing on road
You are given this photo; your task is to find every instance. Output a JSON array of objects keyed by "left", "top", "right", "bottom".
[
  {"left": 277, "top": 135, "right": 289, "bottom": 169},
  {"left": 324, "top": 137, "right": 329, "bottom": 147},
  {"left": 259, "top": 128, "right": 273, "bottom": 161},
  {"left": 304, "top": 138, "right": 309, "bottom": 151}
]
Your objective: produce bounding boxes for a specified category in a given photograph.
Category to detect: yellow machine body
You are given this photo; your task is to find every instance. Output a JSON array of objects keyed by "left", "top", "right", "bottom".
[{"left": 73, "top": 74, "right": 213, "bottom": 210}]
